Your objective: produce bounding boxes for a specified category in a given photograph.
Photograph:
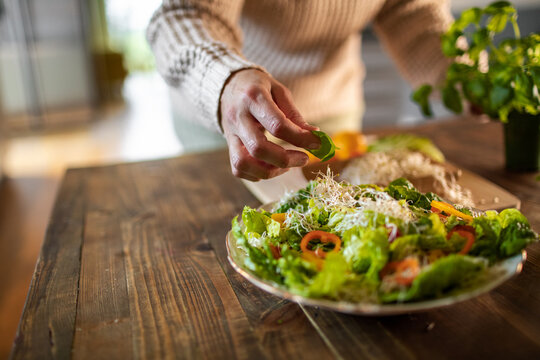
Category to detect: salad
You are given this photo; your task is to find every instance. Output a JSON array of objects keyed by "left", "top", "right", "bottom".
[{"left": 231, "top": 173, "right": 538, "bottom": 303}]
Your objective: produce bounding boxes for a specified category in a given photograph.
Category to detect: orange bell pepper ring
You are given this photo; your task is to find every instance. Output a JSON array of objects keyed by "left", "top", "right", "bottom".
[
  {"left": 300, "top": 230, "right": 341, "bottom": 259},
  {"left": 380, "top": 257, "right": 420, "bottom": 286},
  {"left": 447, "top": 225, "right": 476, "bottom": 255}
]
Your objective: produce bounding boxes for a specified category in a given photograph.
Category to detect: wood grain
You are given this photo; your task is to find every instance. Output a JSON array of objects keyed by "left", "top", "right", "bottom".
[
  {"left": 11, "top": 152, "right": 332, "bottom": 359},
  {"left": 0, "top": 177, "right": 58, "bottom": 359},
  {"left": 11, "top": 170, "right": 86, "bottom": 360},
  {"left": 10, "top": 116, "right": 540, "bottom": 359}
]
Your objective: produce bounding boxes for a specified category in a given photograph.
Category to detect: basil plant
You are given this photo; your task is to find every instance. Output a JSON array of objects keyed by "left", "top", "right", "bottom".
[{"left": 412, "top": 1, "right": 540, "bottom": 122}]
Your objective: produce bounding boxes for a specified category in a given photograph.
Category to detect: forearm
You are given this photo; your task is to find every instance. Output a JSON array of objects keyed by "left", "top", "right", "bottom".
[
  {"left": 147, "top": 0, "right": 264, "bottom": 132},
  {"left": 374, "top": 0, "right": 454, "bottom": 87}
]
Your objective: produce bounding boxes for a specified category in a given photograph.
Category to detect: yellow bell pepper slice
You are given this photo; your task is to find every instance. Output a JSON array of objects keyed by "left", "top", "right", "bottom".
[
  {"left": 271, "top": 213, "right": 287, "bottom": 224},
  {"left": 430, "top": 200, "right": 473, "bottom": 222}
]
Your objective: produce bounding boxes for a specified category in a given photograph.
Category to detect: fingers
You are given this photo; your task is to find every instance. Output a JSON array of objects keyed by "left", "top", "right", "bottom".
[
  {"left": 271, "top": 84, "right": 319, "bottom": 132},
  {"left": 227, "top": 135, "right": 290, "bottom": 181},
  {"left": 245, "top": 86, "right": 320, "bottom": 149},
  {"left": 235, "top": 113, "right": 308, "bottom": 168},
  {"left": 220, "top": 69, "right": 319, "bottom": 181}
]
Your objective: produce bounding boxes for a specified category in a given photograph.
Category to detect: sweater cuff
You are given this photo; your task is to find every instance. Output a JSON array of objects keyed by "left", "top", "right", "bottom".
[{"left": 197, "top": 52, "right": 267, "bottom": 134}]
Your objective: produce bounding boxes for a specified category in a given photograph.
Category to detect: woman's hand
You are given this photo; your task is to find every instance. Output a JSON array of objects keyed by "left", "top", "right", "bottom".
[{"left": 220, "top": 69, "right": 320, "bottom": 181}]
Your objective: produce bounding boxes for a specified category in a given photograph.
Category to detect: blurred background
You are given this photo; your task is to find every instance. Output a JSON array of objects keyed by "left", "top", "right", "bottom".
[{"left": 0, "top": 0, "right": 539, "bottom": 357}]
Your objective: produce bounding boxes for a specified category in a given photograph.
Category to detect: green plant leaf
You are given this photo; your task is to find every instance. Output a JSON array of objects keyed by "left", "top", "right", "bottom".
[
  {"left": 497, "top": 104, "right": 512, "bottom": 122},
  {"left": 411, "top": 84, "right": 433, "bottom": 117},
  {"left": 442, "top": 83, "right": 463, "bottom": 114},
  {"left": 487, "top": 13, "right": 509, "bottom": 33},
  {"left": 514, "top": 71, "right": 535, "bottom": 106},
  {"left": 412, "top": 1, "right": 539, "bottom": 122},
  {"left": 489, "top": 84, "right": 512, "bottom": 109},
  {"left": 441, "top": 30, "right": 465, "bottom": 57},
  {"left": 484, "top": 1, "right": 515, "bottom": 15},
  {"left": 307, "top": 130, "right": 336, "bottom": 162},
  {"left": 454, "top": 7, "right": 482, "bottom": 30},
  {"left": 464, "top": 78, "right": 486, "bottom": 101},
  {"left": 491, "top": 64, "right": 515, "bottom": 86},
  {"left": 470, "top": 28, "right": 490, "bottom": 61},
  {"left": 530, "top": 67, "right": 540, "bottom": 90}
]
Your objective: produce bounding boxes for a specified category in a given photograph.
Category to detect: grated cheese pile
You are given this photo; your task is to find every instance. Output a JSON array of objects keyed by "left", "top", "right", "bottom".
[{"left": 340, "top": 150, "right": 474, "bottom": 207}]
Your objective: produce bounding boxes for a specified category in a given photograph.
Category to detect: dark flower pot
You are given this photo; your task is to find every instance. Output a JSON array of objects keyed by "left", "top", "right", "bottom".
[{"left": 503, "top": 112, "right": 540, "bottom": 171}]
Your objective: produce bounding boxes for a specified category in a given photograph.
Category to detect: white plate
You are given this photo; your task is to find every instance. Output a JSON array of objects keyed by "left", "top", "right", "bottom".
[{"left": 226, "top": 206, "right": 526, "bottom": 316}]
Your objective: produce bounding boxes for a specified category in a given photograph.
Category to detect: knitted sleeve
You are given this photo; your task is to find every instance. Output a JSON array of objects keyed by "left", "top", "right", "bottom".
[
  {"left": 147, "top": 0, "right": 264, "bottom": 132},
  {"left": 373, "top": 0, "right": 454, "bottom": 87}
]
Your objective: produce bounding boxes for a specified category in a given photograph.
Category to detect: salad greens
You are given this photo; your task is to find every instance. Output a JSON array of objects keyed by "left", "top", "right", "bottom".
[
  {"left": 368, "top": 134, "right": 445, "bottom": 163},
  {"left": 231, "top": 174, "right": 538, "bottom": 303},
  {"left": 307, "top": 130, "right": 337, "bottom": 162}
]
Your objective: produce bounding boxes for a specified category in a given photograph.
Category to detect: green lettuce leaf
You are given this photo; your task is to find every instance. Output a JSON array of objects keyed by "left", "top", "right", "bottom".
[
  {"left": 342, "top": 227, "right": 389, "bottom": 282},
  {"left": 385, "top": 178, "right": 441, "bottom": 210},
  {"left": 390, "top": 233, "right": 448, "bottom": 261},
  {"left": 242, "top": 206, "right": 281, "bottom": 238},
  {"left": 232, "top": 216, "right": 281, "bottom": 283},
  {"left": 471, "top": 208, "right": 537, "bottom": 261},
  {"left": 498, "top": 209, "right": 537, "bottom": 257},
  {"left": 307, "top": 130, "right": 337, "bottom": 162},
  {"left": 380, "top": 255, "right": 484, "bottom": 303},
  {"left": 307, "top": 252, "right": 348, "bottom": 298},
  {"left": 278, "top": 249, "right": 317, "bottom": 295},
  {"left": 406, "top": 255, "right": 484, "bottom": 301},
  {"left": 368, "top": 134, "right": 445, "bottom": 163}
]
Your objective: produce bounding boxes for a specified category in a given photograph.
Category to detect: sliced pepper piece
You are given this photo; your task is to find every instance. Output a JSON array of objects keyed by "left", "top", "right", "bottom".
[
  {"left": 431, "top": 200, "right": 473, "bottom": 222},
  {"left": 300, "top": 230, "right": 341, "bottom": 259},
  {"left": 447, "top": 225, "right": 476, "bottom": 255},
  {"left": 380, "top": 257, "right": 420, "bottom": 286},
  {"left": 271, "top": 213, "right": 286, "bottom": 225}
]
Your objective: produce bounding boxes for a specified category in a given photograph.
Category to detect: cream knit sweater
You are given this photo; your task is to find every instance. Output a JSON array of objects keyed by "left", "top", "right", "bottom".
[{"left": 147, "top": 0, "right": 453, "bottom": 133}]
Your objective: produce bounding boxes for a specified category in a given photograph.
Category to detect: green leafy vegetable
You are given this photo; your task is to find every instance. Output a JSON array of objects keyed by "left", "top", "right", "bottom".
[
  {"left": 242, "top": 206, "right": 281, "bottom": 238},
  {"left": 274, "top": 182, "right": 314, "bottom": 213},
  {"left": 232, "top": 216, "right": 281, "bottom": 283},
  {"left": 342, "top": 227, "right": 389, "bottom": 281},
  {"left": 231, "top": 175, "right": 538, "bottom": 304},
  {"left": 470, "top": 208, "right": 538, "bottom": 261},
  {"left": 307, "top": 130, "right": 337, "bottom": 162},
  {"left": 381, "top": 255, "right": 485, "bottom": 303},
  {"left": 308, "top": 252, "right": 348, "bottom": 298},
  {"left": 411, "top": 85, "right": 433, "bottom": 117},
  {"left": 385, "top": 178, "right": 442, "bottom": 210},
  {"left": 368, "top": 134, "right": 445, "bottom": 163}
]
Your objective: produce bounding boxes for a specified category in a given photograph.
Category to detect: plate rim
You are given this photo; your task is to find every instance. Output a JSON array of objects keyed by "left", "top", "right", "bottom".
[{"left": 226, "top": 205, "right": 527, "bottom": 316}]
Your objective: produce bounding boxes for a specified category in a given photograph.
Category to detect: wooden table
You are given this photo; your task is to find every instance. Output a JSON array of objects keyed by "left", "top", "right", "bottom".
[{"left": 10, "top": 117, "right": 540, "bottom": 359}]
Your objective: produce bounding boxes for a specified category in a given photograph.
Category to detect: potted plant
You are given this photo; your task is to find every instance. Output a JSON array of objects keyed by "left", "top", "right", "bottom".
[{"left": 412, "top": 1, "right": 540, "bottom": 171}]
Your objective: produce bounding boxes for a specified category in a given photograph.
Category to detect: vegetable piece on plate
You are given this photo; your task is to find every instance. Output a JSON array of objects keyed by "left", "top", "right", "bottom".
[
  {"left": 306, "top": 130, "right": 337, "bottom": 162},
  {"left": 231, "top": 173, "right": 538, "bottom": 304},
  {"left": 332, "top": 131, "right": 368, "bottom": 160},
  {"left": 368, "top": 134, "right": 445, "bottom": 163}
]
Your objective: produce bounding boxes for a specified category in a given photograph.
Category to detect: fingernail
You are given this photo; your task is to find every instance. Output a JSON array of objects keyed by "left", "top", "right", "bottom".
[
  {"left": 289, "top": 155, "right": 308, "bottom": 167},
  {"left": 308, "top": 142, "right": 320, "bottom": 150}
]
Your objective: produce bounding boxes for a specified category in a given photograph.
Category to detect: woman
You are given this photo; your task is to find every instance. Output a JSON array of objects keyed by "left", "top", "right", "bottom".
[{"left": 147, "top": 0, "right": 452, "bottom": 181}]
